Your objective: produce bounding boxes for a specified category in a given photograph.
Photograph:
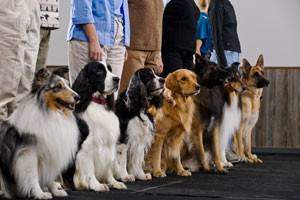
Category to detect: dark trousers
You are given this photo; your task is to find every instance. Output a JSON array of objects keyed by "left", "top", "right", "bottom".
[{"left": 161, "top": 48, "right": 194, "bottom": 78}]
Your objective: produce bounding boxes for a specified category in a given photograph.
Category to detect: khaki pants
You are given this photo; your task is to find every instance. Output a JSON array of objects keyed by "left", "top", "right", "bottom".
[
  {"left": 0, "top": 0, "right": 40, "bottom": 120},
  {"left": 119, "top": 50, "right": 161, "bottom": 93},
  {"left": 36, "top": 28, "right": 51, "bottom": 71},
  {"left": 69, "top": 18, "right": 126, "bottom": 84}
]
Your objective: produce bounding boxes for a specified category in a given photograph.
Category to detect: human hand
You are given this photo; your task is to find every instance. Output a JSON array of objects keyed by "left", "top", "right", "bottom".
[{"left": 88, "top": 40, "right": 104, "bottom": 61}]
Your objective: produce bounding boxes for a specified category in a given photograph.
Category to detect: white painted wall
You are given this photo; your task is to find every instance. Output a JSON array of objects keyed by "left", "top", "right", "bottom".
[{"left": 47, "top": 0, "right": 300, "bottom": 67}]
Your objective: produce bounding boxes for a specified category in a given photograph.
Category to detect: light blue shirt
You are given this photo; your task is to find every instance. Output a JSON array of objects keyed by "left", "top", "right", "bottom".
[
  {"left": 114, "top": 0, "right": 123, "bottom": 18},
  {"left": 67, "top": 0, "right": 130, "bottom": 47}
]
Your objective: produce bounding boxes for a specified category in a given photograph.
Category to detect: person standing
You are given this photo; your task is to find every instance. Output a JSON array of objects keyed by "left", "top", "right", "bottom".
[
  {"left": 36, "top": 0, "right": 60, "bottom": 71},
  {"left": 209, "top": 0, "right": 241, "bottom": 67},
  {"left": 195, "top": 0, "right": 212, "bottom": 58},
  {"left": 67, "top": 0, "right": 130, "bottom": 84},
  {"left": 161, "top": 0, "right": 200, "bottom": 77},
  {"left": 119, "top": 0, "right": 164, "bottom": 93},
  {"left": 0, "top": 0, "right": 40, "bottom": 120}
]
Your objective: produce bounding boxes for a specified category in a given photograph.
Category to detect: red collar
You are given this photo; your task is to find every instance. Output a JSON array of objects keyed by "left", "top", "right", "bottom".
[{"left": 92, "top": 96, "right": 107, "bottom": 105}]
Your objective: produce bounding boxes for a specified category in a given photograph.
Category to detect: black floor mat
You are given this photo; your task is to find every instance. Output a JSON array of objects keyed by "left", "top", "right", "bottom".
[{"left": 3, "top": 153, "right": 300, "bottom": 200}]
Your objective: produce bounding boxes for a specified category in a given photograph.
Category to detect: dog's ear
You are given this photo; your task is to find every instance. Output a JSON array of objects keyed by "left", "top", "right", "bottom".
[
  {"left": 165, "top": 72, "right": 179, "bottom": 92},
  {"left": 31, "top": 68, "right": 51, "bottom": 93},
  {"left": 256, "top": 54, "right": 264, "bottom": 68},
  {"left": 52, "top": 67, "right": 69, "bottom": 78},
  {"left": 127, "top": 72, "right": 148, "bottom": 109},
  {"left": 195, "top": 54, "right": 209, "bottom": 68},
  {"left": 241, "top": 59, "right": 251, "bottom": 76}
]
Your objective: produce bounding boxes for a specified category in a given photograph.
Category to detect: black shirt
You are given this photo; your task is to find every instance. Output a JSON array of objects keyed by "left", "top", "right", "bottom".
[
  {"left": 162, "top": 0, "right": 200, "bottom": 52},
  {"left": 209, "top": 0, "right": 241, "bottom": 67}
]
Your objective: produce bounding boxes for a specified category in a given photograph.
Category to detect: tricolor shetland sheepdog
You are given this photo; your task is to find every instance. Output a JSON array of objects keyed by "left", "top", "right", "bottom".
[
  {"left": 71, "top": 61, "right": 127, "bottom": 192},
  {"left": 191, "top": 56, "right": 245, "bottom": 173},
  {"left": 116, "top": 68, "right": 164, "bottom": 181},
  {"left": 0, "top": 71, "right": 81, "bottom": 199}
]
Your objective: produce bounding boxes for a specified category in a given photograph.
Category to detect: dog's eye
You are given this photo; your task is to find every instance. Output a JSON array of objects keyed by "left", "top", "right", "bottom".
[
  {"left": 55, "top": 83, "right": 63, "bottom": 90},
  {"left": 181, "top": 77, "right": 187, "bottom": 81}
]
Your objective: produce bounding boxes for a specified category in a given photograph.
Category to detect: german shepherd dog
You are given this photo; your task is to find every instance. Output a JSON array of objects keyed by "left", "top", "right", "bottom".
[
  {"left": 234, "top": 55, "right": 269, "bottom": 163},
  {"left": 191, "top": 56, "right": 245, "bottom": 173}
]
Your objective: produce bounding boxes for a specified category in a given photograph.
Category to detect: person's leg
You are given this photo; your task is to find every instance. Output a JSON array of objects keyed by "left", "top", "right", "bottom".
[
  {"left": 68, "top": 40, "right": 90, "bottom": 84},
  {"left": 119, "top": 50, "right": 147, "bottom": 93},
  {"left": 224, "top": 50, "right": 240, "bottom": 67},
  {"left": 161, "top": 48, "right": 183, "bottom": 78},
  {"left": 36, "top": 28, "right": 51, "bottom": 72},
  {"left": 145, "top": 51, "right": 162, "bottom": 74},
  {"left": 10, "top": 0, "right": 40, "bottom": 114},
  {"left": 0, "top": 0, "right": 38, "bottom": 119}
]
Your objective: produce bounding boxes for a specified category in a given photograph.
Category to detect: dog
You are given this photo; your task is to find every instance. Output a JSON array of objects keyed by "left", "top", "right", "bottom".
[
  {"left": 0, "top": 72, "right": 81, "bottom": 199},
  {"left": 71, "top": 61, "right": 127, "bottom": 192},
  {"left": 115, "top": 68, "right": 164, "bottom": 181},
  {"left": 190, "top": 60, "right": 245, "bottom": 173},
  {"left": 234, "top": 55, "right": 269, "bottom": 163},
  {"left": 148, "top": 69, "right": 200, "bottom": 178}
]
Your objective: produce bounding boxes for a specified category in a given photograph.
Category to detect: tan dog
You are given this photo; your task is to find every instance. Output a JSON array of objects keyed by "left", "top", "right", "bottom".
[
  {"left": 234, "top": 55, "right": 269, "bottom": 163},
  {"left": 148, "top": 69, "right": 200, "bottom": 178}
]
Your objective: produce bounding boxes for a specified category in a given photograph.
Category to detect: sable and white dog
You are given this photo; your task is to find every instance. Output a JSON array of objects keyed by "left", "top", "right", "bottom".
[
  {"left": 116, "top": 68, "right": 164, "bottom": 181},
  {"left": 0, "top": 72, "right": 81, "bottom": 199},
  {"left": 71, "top": 61, "right": 127, "bottom": 192}
]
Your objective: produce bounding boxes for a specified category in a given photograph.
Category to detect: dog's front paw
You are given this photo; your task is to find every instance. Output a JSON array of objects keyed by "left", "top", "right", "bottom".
[
  {"left": 35, "top": 192, "right": 53, "bottom": 199},
  {"left": 91, "top": 183, "right": 110, "bottom": 192},
  {"left": 52, "top": 189, "right": 67, "bottom": 197},
  {"left": 177, "top": 170, "right": 192, "bottom": 177},
  {"left": 138, "top": 173, "right": 152, "bottom": 181},
  {"left": 223, "top": 161, "right": 234, "bottom": 168},
  {"left": 122, "top": 175, "right": 135, "bottom": 182},
  {"left": 112, "top": 181, "right": 127, "bottom": 190},
  {"left": 153, "top": 170, "right": 166, "bottom": 178}
]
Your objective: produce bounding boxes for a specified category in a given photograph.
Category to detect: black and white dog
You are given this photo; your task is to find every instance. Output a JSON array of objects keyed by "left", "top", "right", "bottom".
[
  {"left": 116, "top": 68, "right": 164, "bottom": 181},
  {"left": 0, "top": 71, "right": 81, "bottom": 199},
  {"left": 72, "top": 61, "right": 127, "bottom": 191}
]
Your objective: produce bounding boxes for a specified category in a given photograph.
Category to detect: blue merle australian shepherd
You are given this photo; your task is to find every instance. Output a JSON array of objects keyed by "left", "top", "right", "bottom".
[{"left": 0, "top": 68, "right": 87, "bottom": 199}]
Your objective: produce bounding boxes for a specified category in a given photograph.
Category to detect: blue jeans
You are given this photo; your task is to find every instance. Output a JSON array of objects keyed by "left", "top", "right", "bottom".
[{"left": 210, "top": 50, "right": 240, "bottom": 68}]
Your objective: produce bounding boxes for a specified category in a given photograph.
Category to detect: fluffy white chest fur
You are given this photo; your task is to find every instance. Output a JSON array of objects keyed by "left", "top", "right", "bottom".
[
  {"left": 79, "top": 102, "right": 120, "bottom": 177},
  {"left": 9, "top": 97, "right": 79, "bottom": 186},
  {"left": 219, "top": 94, "right": 241, "bottom": 165}
]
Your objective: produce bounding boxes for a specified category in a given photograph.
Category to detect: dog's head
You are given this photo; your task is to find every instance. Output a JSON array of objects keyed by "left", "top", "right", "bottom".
[
  {"left": 240, "top": 55, "right": 269, "bottom": 88},
  {"left": 74, "top": 61, "right": 120, "bottom": 95},
  {"left": 32, "top": 67, "right": 69, "bottom": 93},
  {"left": 225, "top": 63, "right": 246, "bottom": 93},
  {"left": 37, "top": 74, "right": 80, "bottom": 113},
  {"left": 165, "top": 69, "right": 200, "bottom": 96},
  {"left": 125, "top": 68, "right": 164, "bottom": 110},
  {"left": 194, "top": 54, "right": 230, "bottom": 88}
]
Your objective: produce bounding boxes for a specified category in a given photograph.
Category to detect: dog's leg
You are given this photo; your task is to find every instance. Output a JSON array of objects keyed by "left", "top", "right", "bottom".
[
  {"left": 48, "top": 182, "right": 67, "bottom": 197},
  {"left": 114, "top": 144, "right": 135, "bottom": 182},
  {"left": 236, "top": 123, "right": 247, "bottom": 162},
  {"left": 244, "top": 129, "right": 263, "bottom": 163},
  {"left": 169, "top": 130, "right": 191, "bottom": 177},
  {"left": 128, "top": 145, "right": 151, "bottom": 181},
  {"left": 211, "top": 127, "right": 228, "bottom": 174},
  {"left": 106, "top": 169, "right": 127, "bottom": 190},
  {"left": 192, "top": 123, "right": 210, "bottom": 172},
  {"left": 151, "top": 133, "right": 167, "bottom": 178},
  {"left": 14, "top": 148, "right": 52, "bottom": 199},
  {"left": 74, "top": 149, "right": 109, "bottom": 192}
]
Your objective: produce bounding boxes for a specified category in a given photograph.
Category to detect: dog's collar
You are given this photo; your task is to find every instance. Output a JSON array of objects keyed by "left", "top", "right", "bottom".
[{"left": 92, "top": 96, "right": 107, "bottom": 105}]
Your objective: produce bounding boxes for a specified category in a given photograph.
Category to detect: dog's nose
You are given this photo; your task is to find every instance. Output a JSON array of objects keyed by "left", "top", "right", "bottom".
[
  {"left": 74, "top": 94, "right": 80, "bottom": 103},
  {"left": 195, "top": 84, "right": 200, "bottom": 91},
  {"left": 159, "top": 78, "right": 165, "bottom": 84},
  {"left": 265, "top": 80, "right": 270, "bottom": 86},
  {"left": 113, "top": 77, "right": 120, "bottom": 84}
]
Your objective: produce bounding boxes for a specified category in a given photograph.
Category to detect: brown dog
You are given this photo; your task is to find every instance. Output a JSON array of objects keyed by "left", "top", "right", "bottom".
[
  {"left": 148, "top": 69, "right": 200, "bottom": 178},
  {"left": 234, "top": 55, "right": 269, "bottom": 163}
]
